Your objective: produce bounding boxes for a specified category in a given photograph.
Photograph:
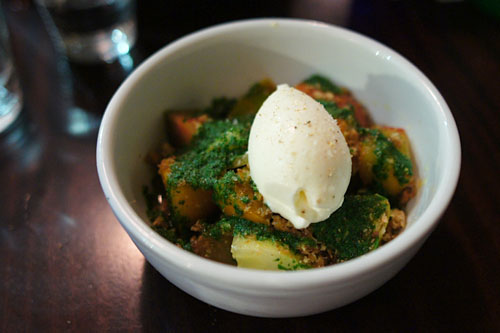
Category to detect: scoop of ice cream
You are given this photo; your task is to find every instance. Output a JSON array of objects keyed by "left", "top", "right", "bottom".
[{"left": 248, "top": 84, "right": 351, "bottom": 229}]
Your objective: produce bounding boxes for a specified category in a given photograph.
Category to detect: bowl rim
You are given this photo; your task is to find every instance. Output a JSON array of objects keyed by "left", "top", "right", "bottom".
[{"left": 97, "top": 18, "right": 461, "bottom": 291}]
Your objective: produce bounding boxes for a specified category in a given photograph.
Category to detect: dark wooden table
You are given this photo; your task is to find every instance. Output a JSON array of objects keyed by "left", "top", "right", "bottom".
[{"left": 1, "top": 0, "right": 499, "bottom": 331}]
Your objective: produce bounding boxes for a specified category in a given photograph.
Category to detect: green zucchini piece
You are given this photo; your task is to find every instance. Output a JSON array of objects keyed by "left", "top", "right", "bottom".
[
  {"left": 231, "top": 235, "right": 308, "bottom": 271},
  {"left": 228, "top": 217, "right": 314, "bottom": 270}
]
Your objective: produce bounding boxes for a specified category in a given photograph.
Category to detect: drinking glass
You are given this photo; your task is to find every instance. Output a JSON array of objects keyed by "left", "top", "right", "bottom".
[
  {"left": 0, "top": 6, "right": 22, "bottom": 133},
  {"left": 36, "top": 0, "right": 137, "bottom": 63}
]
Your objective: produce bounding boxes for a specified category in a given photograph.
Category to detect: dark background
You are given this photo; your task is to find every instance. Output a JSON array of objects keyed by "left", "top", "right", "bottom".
[{"left": 1, "top": 0, "right": 499, "bottom": 331}]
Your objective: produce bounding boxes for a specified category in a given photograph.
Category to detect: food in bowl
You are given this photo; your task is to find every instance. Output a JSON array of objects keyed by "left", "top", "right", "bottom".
[
  {"left": 144, "top": 74, "right": 417, "bottom": 270},
  {"left": 97, "top": 18, "right": 460, "bottom": 316}
]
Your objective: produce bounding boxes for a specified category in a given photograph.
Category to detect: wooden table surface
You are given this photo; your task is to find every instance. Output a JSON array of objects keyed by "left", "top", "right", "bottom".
[{"left": 1, "top": 0, "right": 499, "bottom": 331}]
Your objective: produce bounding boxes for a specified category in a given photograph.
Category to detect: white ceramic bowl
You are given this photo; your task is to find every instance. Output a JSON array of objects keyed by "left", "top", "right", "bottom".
[{"left": 97, "top": 18, "right": 460, "bottom": 317}]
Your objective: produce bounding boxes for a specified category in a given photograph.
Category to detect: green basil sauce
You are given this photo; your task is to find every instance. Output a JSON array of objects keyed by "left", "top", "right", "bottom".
[
  {"left": 213, "top": 169, "right": 243, "bottom": 213},
  {"left": 303, "top": 74, "right": 342, "bottom": 94},
  {"left": 311, "top": 194, "right": 389, "bottom": 261},
  {"left": 203, "top": 97, "right": 237, "bottom": 119},
  {"left": 167, "top": 118, "right": 252, "bottom": 191},
  {"left": 317, "top": 99, "right": 358, "bottom": 126},
  {"left": 361, "top": 128, "right": 413, "bottom": 185}
]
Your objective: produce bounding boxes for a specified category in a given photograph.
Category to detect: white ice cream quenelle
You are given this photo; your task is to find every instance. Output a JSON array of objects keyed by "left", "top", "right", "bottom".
[{"left": 248, "top": 84, "right": 352, "bottom": 229}]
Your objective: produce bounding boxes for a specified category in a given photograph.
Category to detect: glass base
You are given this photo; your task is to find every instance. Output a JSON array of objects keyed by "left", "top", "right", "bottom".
[
  {"left": 0, "top": 83, "right": 22, "bottom": 133},
  {"left": 60, "top": 19, "right": 136, "bottom": 63}
]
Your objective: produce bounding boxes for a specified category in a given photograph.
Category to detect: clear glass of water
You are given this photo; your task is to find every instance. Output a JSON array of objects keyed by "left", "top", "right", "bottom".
[
  {"left": 0, "top": 7, "right": 22, "bottom": 133},
  {"left": 36, "top": 0, "right": 137, "bottom": 63}
]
